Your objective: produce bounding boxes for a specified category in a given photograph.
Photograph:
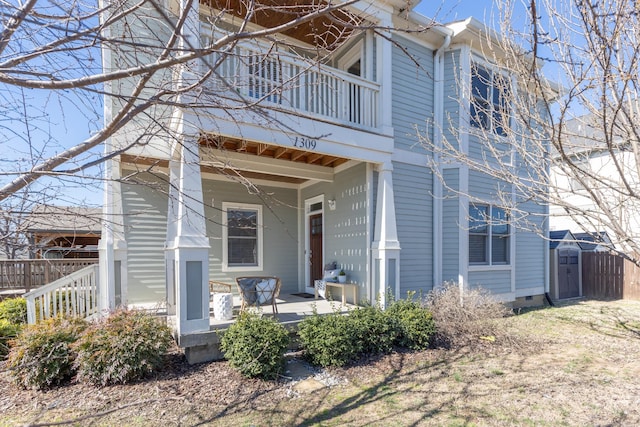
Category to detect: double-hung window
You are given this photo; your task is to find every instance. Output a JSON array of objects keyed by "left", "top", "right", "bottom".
[
  {"left": 470, "top": 64, "right": 510, "bottom": 136},
  {"left": 223, "top": 203, "right": 263, "bottom": 271},
  {"left": 469, "top": 204, "right": 510, "bottom": 265}
]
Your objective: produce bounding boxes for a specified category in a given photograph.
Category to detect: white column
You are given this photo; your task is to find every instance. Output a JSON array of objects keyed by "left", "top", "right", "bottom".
[
  {"left": 371, "top": 162, "right": 401, "bottom": 308},
  {"left": 163, "top": 0, "right": 210, "bottom": 335},
  {"left": 376, "top": 18, "right": 393, "bottom": 135},
  {"left": 98, "top": 10, "right": 127, "bottom": 312},
  {"left": 166, "top": 128, "right": 210, "bottom": 335}
]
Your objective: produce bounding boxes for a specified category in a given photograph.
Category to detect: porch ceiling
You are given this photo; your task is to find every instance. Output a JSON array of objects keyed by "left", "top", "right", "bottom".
[
  {"left": 201, "top": 0, "right": 363, "bottom": 50},
  {"left": 120, "top": 137, "right": 351, "bottom": 184}
]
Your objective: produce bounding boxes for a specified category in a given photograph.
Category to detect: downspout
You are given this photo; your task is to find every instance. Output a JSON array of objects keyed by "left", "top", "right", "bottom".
[{"left": 432, "top": 28, "right": 452, "bottom": 290}]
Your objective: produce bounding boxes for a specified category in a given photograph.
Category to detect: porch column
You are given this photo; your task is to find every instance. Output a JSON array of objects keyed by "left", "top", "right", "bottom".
[
  {"left": 376, "top": 17, "right": 393, "bottom": 135},
  {"left": 98, "top": 159, "right": 128, "bottom": 312},
  {"left": 165, "top": 116, "right": 210, "bottom": 335},
  {"left": 371, "top": 162, "right": 401, "bottom": 308}
]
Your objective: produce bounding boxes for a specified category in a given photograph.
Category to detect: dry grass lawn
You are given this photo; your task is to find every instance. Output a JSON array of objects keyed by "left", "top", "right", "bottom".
[{"left": 2, "top": 299, "right": 640, "bottom": 426}]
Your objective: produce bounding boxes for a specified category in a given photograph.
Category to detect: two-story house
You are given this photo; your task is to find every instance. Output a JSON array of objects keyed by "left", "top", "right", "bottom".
[{"left": 97, "top": 0, "right": 551, "bottom": 353}]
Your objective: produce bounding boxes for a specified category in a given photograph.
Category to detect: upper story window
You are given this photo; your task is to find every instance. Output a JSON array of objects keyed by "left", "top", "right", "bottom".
[
  {"left": 470, "top": 64, "right": 511, "bottom": 137},
  {"left": 469, "top": 204, "right": 510, "bottom": 265},
  {"left": 223, "top": 202, "right": 263, "bottom": 271}
]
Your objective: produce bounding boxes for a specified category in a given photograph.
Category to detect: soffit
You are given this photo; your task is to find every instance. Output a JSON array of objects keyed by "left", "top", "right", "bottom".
[{"left": 201, "top": 0, "right": 363, "bottom": 50}]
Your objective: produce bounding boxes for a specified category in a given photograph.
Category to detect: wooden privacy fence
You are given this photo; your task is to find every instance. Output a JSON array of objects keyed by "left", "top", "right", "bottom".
[
  {"left": 0, "top": 259, "right": 99, "bottom": 292},
  {"left": 582, "top": 252, "right": 640, "bottom": 300}
]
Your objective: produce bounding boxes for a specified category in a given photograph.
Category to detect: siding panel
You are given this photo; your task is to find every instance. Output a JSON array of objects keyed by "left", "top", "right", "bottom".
[
  {"left": 442, "top": 168, "right": 460, "bottom": 283},
  {"left": 392, "top": 35, "right": 434, "bottom": 153},
  {"left": 393, "top": 162, "right": 433, "bottom": 295}
]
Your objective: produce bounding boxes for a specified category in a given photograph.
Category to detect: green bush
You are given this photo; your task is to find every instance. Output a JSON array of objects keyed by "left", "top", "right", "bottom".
[
  {"left": 348, "top": 304, "right": 399, "bottom": 355},
  {"left": 220, "top": 312, "right": 290, "bottom": 380},
  {"left": 0, "top": 297, "right": 27, "bottom": 325},
  {"left": 387, "top": 297, "right": 436, "bottom": 350},
  {"left": 0, "top": 319, "right": 21, "bottom": 358},
  {"left": 7, "top": 317, "right": 87, "bottom": 389},
  {"left": 298, "top": 311, "right": 362, "bottom": 367},
  {"left": 74, "top": 309, "right": 173, "bottom": 386}
]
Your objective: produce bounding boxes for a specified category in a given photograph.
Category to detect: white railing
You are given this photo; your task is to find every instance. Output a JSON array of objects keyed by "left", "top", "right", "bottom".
[
  {"left": 24, "top": 264, "right": 100, "bottom": 324},
  {"left": 202, "top": 41, "right": 380, "bottom": 129}
]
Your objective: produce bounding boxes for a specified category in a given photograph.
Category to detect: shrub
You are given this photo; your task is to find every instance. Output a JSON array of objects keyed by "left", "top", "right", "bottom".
[
  {"left": 74, "top": 309, "right": 173, "bottom": 386},
  {"left": 426, "top": 283, "right": 511, "bottom": 348},
  {"left": 387, "top": 295, "right": 436, "bottom": 350},
  {"left": 7, "top": 317, "right": 87, "bottom": 389},
  {"left": 348, "top": 304, "right": 399, "bottom": 355},
  {"left": 220, "top": 312, "right": 290, "bottom": 380},
  {"left": 298, "top": 310, "right": 362, "bottom": 367},
  {"left": 0, "top": 319, "right": 21, "bottom": 358},
  {"left": 0, "top": 297, "right": 27, "bottom": 325}
]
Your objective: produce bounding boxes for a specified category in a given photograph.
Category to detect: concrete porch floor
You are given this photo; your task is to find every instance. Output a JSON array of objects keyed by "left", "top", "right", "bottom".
[{"left": 208, "top": 293, "right": 355, "bottom": 329}]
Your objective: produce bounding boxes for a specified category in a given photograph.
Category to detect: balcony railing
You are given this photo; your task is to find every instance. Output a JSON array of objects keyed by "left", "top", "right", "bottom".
[{"left": 201, "top": 41, "right": 380, "bottom": 129}]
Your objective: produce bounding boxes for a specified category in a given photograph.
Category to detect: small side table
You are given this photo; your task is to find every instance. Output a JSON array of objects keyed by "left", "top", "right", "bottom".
[
  {"left": 213, "top": 292, "right": 233, "bottom": 320},
  {"left": 315, "top": 281, "right": 357, "bottom": 305}
]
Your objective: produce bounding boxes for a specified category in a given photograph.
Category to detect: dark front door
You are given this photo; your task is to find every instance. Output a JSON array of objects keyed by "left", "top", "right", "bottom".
[
  {"left": 309, "top": 213, "right": 323, "bottom": 287},
  {"left": 558, "top": 248, "right": 580, "bottom": 299}
]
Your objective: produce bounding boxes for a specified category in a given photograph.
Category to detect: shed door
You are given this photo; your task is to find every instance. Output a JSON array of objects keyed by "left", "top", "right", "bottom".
[{"left": 558, "top": 248, "right": 580, "bottom": 299}]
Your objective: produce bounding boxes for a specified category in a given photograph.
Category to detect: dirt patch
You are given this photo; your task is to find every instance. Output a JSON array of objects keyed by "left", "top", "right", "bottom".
[{"left": 2, "top": 299, "right": 640, "bottom": 426}]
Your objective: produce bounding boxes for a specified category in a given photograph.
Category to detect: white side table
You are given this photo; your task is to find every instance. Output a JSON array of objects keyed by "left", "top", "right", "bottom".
[{"left": 213, "top": 292, "right": 233, "bottom": 320}]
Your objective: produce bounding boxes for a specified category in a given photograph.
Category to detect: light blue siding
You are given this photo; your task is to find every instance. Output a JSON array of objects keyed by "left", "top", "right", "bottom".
[
  {"left": 393, "top": 161, "right": 433, "bottom": 296},
  {"left": 468, "top": 169, "right": 511, "bottom": 201},
  {"left": 301, "top": 163, "right": 369, "bottom": 298},
  {"left": 515, "top": 200, "right": 546, "bottom": 291},
  {"left": 391, "top": 35, "right": 434, "bottom": 153},
  {"left": 442, "top": 168, "right": 460, "bottom": 283},
  {"left": 202, "top": 179, "right": 299, "bottom": 293},
  {"left": 122, "top": 173, "right": 169, "bottom": 304},
  {"left": 468, "top": 270, "right": 511, "bottom": 294},
  {"left": 122, "top": 171, "right": 300, "bottom": 303}
]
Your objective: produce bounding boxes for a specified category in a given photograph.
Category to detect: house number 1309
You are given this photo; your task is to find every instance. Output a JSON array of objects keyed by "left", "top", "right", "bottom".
[{"left": 293, "top": 136, "right": 317, "bottom": 150}]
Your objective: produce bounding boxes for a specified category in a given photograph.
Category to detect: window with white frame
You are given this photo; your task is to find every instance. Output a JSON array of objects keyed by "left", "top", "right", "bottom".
[
  {"left": 470, "top": 63, "right": 510, "bottom": 137},
  {"left": 223, "top": 203, "right": 263, "bottom": 270},
  {"left": 469, "top": 204, "right": 510, "bottom": 265}
]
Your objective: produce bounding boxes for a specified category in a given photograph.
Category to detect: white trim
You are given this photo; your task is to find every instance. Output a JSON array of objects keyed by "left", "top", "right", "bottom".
[
  {"left": 391, "top": 148, "right": 431, "bottom": 166},
  {"left": 338, "top": 40, "right": 363, "bottom": 76},
  {"left": 304, "top": 195, "right": 325, "bottom": 293},
  {"left": 366, "top": 163, "right": 373, "bottom": 304},
  {"left": 468, "top": 265, "right": 513, "bottom": 272},
  {"left": 222, "top": 202, "right": 264, "bottom": 272}
]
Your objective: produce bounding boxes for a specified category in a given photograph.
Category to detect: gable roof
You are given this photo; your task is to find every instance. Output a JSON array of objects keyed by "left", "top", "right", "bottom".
[
  {"left": 24, "top": 205, "right": 102, "bottom": 235},
  {"left": 573, "top": 231, "right": 613, "bottom": 251},
  {"left": 549, "top": 230, "right": 573, "bottom": 250}
]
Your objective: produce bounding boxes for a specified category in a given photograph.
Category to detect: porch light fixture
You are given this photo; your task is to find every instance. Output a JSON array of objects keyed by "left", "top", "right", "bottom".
[{"left": 327, "top": 199, "right": 336, "bottom": 211}]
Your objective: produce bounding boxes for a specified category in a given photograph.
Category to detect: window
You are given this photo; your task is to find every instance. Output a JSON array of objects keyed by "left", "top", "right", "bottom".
[
  {"left": 223, "top": 203, "right": 263, "bottom": 270},
  {"left": 469, "top": 204, "right": 510, "bottom": 265},
  {"left": 470, "top": 64, "right": 510, "bottom": 136}
]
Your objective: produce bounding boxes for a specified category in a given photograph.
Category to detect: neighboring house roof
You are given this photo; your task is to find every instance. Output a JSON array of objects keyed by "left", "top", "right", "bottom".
[
  {"left": 24, "top": 205, "right": 102, "bottom": 235},
  {"left": 556, "top": 114, "right": 629, "bottom": 158},
  {"left": 573, "top": 231, "right": 613, "bottom": 251},
  {"left": 549, "top": 230, "right": 574, "bottom": 250}
]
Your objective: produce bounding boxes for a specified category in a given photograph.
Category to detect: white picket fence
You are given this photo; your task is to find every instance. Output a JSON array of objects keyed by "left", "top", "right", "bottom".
[{"left": 24, "top": 264, "right": 100, "bottom": 324}]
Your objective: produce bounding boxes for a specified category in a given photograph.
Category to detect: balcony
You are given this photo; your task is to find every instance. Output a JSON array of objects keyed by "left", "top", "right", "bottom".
[{"left": 200, "top": 41, "right": 380, "bottom": 131}]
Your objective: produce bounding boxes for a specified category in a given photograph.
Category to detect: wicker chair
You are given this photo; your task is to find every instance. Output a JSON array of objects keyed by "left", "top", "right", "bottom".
[{"left": 235, "top": 276, "right": 281, "bottom": 314}]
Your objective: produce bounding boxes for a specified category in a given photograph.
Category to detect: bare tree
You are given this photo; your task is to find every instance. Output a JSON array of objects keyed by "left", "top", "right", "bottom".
[
  {"left": 0, "top": 0, "right": 371, "bottom": 205},
  {"left": 423, "top": 0, "right": 640, "bottom": 262}
]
